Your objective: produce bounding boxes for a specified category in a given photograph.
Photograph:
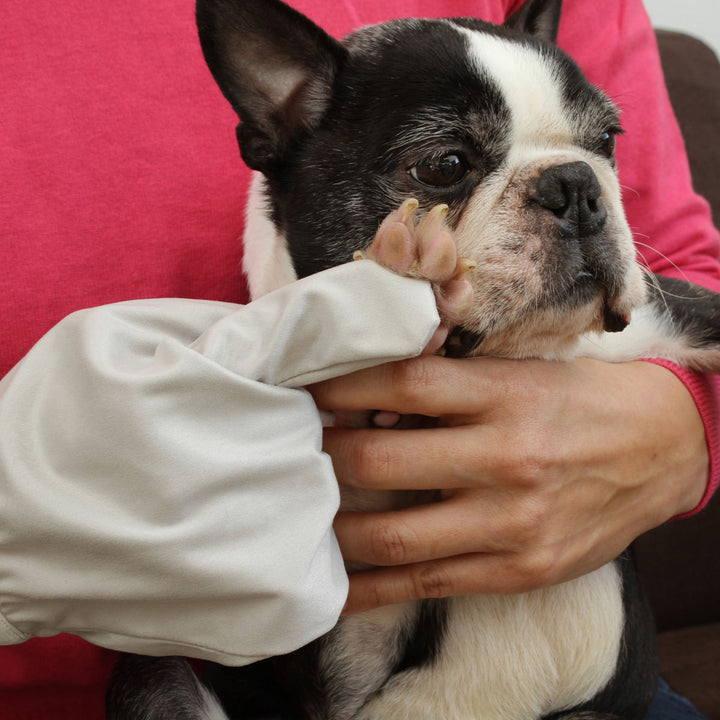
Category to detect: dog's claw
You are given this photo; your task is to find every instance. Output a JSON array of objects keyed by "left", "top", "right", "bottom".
[
  {"left": 400, "top": 197, "right": 420, "bottom": 222},
  {"left": 355, "top": 200, "right": 476, "bottom": 352},
  {"left": 428, "top": 203, "right": 449, "bottom": 220},
  {"left": 457, "top": 257, "right": 477, "bottom": 275}
]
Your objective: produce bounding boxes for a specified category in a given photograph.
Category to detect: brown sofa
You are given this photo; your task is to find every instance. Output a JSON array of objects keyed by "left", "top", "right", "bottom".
[{"left": 633, "top": 30, "right": 720, "bottom": 720}]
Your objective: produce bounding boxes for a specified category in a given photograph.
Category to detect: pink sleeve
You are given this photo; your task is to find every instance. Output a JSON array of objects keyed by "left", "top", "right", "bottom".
[
  {"left": 647, "top": 361, "right": 720, "bottom": 513},
  {"left": 558, "top": 0, "right": 720, "bottom": 511}
]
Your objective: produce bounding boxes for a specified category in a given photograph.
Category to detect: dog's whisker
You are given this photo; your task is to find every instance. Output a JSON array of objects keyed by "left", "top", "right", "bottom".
[
  {"left": 620, "top": 183, "right": 641, "bottom": 199},
  {"left": 633, "top": 237, "right": 689, "bottom": 280}
]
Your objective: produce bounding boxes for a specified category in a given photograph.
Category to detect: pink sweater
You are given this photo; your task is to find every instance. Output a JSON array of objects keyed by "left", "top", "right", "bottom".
[{"left": 1, "top": 0, "right": 718, "bottom": 715}]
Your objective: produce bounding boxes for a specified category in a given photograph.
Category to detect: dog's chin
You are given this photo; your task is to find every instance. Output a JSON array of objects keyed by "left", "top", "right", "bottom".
[
  {"left": 564, "top": 273, "right": 631, "bottom": 333},
  {"left": 445, "top": 279, "right": 632, "bottom": 360}
]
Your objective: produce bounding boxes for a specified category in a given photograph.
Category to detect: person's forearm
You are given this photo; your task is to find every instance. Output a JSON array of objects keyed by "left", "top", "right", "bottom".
[{"left": 0, "top": 262, "right": 438, "bottom": 659}]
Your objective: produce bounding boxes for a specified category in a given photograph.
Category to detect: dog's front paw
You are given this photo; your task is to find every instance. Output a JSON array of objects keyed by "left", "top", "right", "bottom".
[{"left": 354, "top": 198, "right": 475, "bottom": 353}]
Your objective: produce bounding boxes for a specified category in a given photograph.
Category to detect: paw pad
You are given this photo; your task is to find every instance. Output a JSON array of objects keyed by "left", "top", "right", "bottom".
[{"left": 354, "top": 199, "right": 475, "bottom": 352}]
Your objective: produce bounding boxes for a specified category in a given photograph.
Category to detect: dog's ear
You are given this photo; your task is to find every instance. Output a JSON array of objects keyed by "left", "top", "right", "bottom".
[
  {"left": 504, "top": 0, "right": 562, "bottom": 44},
  {"left": 196, "top": 0, "right": 347, "bottom": 172}
]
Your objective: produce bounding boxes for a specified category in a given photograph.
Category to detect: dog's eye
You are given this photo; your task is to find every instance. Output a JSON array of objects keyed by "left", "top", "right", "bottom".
[
  {"left": 599, "top": 131, "right": 616, "bottom": 158},
  {"left": 409, "top": 153, "right": 468, "bottom": 187}
]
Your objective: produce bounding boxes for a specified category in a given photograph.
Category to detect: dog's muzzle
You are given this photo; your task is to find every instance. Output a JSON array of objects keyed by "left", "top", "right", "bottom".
[{"left": 535, "top": 161, "right": 630, "bottom": 333}]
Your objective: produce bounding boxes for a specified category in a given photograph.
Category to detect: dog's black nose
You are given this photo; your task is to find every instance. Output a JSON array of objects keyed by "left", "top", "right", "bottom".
[{"left": 533, "top": 161, "right": 607, "bottom": 236}]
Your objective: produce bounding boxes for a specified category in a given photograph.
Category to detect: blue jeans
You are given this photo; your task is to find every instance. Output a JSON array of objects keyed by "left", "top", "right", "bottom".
[{"left": 643, "top": 678, "right": 707, "bottom": 720}]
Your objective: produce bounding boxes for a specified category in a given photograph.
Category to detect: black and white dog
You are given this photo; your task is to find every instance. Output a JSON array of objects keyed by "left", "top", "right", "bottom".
[{"left": 107, "top": 0, "right": 720, "bottom": 718}]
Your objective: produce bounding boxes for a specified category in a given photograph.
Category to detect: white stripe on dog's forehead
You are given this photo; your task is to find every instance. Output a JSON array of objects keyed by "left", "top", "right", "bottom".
[{"left": 461, "top": 29, "right": 571, "bottom": 145}]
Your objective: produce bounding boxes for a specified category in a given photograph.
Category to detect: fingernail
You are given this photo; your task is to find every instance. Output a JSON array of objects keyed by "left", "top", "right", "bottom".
[{"left": 372, "top": 410, "right": 401, "bottom": 428}]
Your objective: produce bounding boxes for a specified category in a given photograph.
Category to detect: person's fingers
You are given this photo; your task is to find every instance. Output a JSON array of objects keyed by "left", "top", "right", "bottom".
[
  {"left": 340, "top": 550, "right": 563, "bottom": 615},
  {"left": 308, "top": 355, "right": 508, "bottom": 417},
  {"left": 334, "top": 501, "right": 483, "bottom": 567},
  {"left": 322, "top": 424, "right": 502, "bottom": 491},
  {"left": 332, "top": 485, "right": 551, "bottom": 567},
  {"left": 341, "top": 516, "right": 641, "bottom": 614}
]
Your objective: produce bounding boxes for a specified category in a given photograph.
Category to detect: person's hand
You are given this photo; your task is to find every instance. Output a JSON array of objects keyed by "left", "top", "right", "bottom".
[{"left": 309, "top": 356, "right": 708, "bottom": 614}]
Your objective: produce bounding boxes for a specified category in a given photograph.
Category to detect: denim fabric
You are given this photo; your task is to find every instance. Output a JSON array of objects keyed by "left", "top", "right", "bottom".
[{"left": 643, "top": 678, "right": 707, "bottom": 720}]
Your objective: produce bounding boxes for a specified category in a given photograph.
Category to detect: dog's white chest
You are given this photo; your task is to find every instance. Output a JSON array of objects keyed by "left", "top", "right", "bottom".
[{"left": 353, "top": 563, "right": 623, "bottom": 720}]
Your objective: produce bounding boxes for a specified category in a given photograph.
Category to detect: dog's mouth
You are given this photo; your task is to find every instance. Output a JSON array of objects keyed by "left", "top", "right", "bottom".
[
  {"left": 442, "top": 270, "right": 630, "bottom": 359},
  {"left": 443, "top": 327, "right": 485, "bottom": 358},
  {"left": 569, "top": 270, "right": 631, "bottom": 333},
  {"left": 603, "top": 304, "right": 631, "bottom": 332}
]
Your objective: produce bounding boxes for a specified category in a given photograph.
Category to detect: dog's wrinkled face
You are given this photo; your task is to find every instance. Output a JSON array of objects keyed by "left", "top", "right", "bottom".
[
  {"left": 332, "top": 21, "right": 647, "bottom": 358},
  {"left": 198, "top": 0, "right": 647, "bottom": 360}
]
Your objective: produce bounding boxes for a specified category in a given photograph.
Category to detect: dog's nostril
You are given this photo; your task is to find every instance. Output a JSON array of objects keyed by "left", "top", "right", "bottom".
[{"left": 533, "top": 161, "right": 606, "bottom": 235}]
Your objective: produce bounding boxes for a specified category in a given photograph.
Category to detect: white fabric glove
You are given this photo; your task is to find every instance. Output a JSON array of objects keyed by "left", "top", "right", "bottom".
[{"left": 0, "top": 261, "right": 438, "bottom": 666}]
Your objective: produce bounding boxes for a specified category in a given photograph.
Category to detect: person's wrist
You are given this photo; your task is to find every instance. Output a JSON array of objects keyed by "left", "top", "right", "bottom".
[{"left": 633, "top": 361, "right": 709, "bottom": 519}]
